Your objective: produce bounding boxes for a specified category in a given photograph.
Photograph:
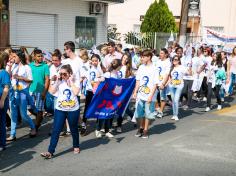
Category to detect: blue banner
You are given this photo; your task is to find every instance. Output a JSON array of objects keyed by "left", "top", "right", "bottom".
[{"left": 85, "top": 77, "right": 136, "bottom": 119}]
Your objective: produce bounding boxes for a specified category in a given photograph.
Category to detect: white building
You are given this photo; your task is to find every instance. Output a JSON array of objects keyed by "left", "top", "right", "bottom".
[
  {"left": 9, "top": 0, "right": 123, "bottom": 51},
  {"left": 108, "top": 0, "right": 236, "bottom": 37}
]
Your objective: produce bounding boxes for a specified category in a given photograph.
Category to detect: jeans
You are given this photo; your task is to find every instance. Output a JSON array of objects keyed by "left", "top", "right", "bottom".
[
  {"left": 169, "top": 85, "right": 184, "bottom": 117},
  {"left": 10, "top": 89, "right": 35, "bottom": 137},
  {"left": 207, "top": 83, "right": 221, "bottom": 107},
  {"left": 48, "top": 109, "right": 80, "bottom": 154},
  {"left": 228, "top": 73, "right": 236, "bottom": 95},
  {"left": 96, "top": 119, "right": 111, "bottom": 133},
  {"left": 0, "top": 99, "right": 8, "bottom": 148},
  {"left": 180, "top": 80, "right": 193, "bottom": 106},
  {"left": 82, "top": 90, "right": 94, "bottom": 124}
]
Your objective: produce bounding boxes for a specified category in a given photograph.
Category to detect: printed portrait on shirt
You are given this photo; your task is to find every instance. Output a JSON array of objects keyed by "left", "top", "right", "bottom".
[
  {"left": 157, "top": 66, "right": 163, "bottom": 81},
  {"left": 90, "top": 71, "right": 96, "bottom": 81},
  {"left": 117, "top": 71, "right": 123, "bottom": 79},
  {"left": 59, "top": 89, "right": 76, "bottom": 108},
  {"left": 139, "top": 76, "right": 151, "bottom": 94},
  {"left": 171, "top": 71, "right": 181, "bottom": 85}
]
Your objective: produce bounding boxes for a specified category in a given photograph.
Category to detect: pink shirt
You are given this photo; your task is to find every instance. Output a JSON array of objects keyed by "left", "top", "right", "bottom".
[
  {"left": 229, "top": 56, "right": 236, "bottom": 74},
  {"left": 104, "top": 51, "right": 122, "bottom": 68}
]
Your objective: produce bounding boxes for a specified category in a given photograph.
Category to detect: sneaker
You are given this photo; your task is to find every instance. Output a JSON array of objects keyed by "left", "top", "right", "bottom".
[
  {"left": 105, "top": 132, "right": 114, "bottom": 138},
  {"left": 116, "top": 127, "right": 122, "bottom": 133},
  {"left": 171, "top": 116, "right": 176, "bottom": 120},
  {"left": 80, "top": 127, "right": 87, "bottom": 136},
  {"left": 141, "top": 131, "right": 149, "bottom": 139},
  {"left": 157, "top": 112, "right": 163, "bottom": 118},
  {"left": 95, "top": 130, "right": 102, "bottom": 138},
  {"left": 217, "top": 105, "right": 222, "bottom": 110},
  {"left": 174, "top": 116, "right": 179, "bottom": 121},
  {"left": 202, "top": 97, "right": 207, "bottom": 102},
  {"left": 135, "top": 128, "right": 143, "bottom": 137},
  {"left": 221, "top": 98, "right": 224, "bottom": 102},
  {"left": 205, "top": 107, "right": 210, "bottom": 112},
  {"left": 100, "top": 129, "right": 105, "bottom": 133},
  {"left": 182, "top": 105, "right": 189, "bottom": 110}
]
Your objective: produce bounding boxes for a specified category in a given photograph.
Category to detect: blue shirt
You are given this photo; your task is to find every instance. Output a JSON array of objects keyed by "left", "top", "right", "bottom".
[{"left": 0, "top": 70, "right": 11, "bottom": 96}]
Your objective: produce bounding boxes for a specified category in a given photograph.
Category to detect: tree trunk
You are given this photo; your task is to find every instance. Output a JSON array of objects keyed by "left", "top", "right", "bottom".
[{"left": 179, "top": 0, "right": 189, "bottom": 47}]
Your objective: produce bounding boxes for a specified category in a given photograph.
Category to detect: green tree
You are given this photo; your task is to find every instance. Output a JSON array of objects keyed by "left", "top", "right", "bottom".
[{"left": 140, "top": 0, "right": 177, "bottom": 33}]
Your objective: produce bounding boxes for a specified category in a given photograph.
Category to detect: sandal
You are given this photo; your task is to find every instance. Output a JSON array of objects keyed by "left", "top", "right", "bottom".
[
  {"left": 74, "top": 148, "right": 80, "bottom": 154},
  {"left": 40, "top": 152, "right": 53, "bottom": 159}
]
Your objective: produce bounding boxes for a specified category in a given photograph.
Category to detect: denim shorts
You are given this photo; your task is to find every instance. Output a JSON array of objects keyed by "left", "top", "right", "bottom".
[
  {"left": 30, "top": 92, "right": 44, "bottom": 112},
  {"left": 159, "top": 87, "right": 168, "bottom": 101},
  {"left": 135, "top": 99, "right": 156, "bottom": 120}
]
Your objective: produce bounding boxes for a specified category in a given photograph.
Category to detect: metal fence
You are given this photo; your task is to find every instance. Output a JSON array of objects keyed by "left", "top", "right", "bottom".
[{"left": 124, "top": 32, "right": 202, "bottom": 51}]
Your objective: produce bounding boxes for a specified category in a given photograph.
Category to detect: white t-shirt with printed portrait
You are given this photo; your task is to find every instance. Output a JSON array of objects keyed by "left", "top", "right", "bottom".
[
  {"left": 86, "top": 65, "right": 103, "bottom": 91},
  {"left": 136, "top": 64, "right": 159, "bottom": 102},
  {"left": 11, "top": 63, "right": 33, "bottom": 90},
  {"left": 156, "top": 58, "right": 171, "bottom": 85},
  {"left": 170, "top": 65, "right": 188, "bottom": 87},
  {"left": 55, "top": 80, "right": 80, "bottom": 111},
  {"left": 181, "top": 56, "right": 193, "bottom": 80}
]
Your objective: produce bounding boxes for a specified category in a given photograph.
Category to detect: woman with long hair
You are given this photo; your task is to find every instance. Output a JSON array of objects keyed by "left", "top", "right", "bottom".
[
  {"left": 7, "top": 49, "right": 36, "bottom": 141},
  {"left": 41, "top": 64, "right": 80, "bottom": 159},
  {"left": 161, "top": 55, "right": 192, "bottom": 121}
]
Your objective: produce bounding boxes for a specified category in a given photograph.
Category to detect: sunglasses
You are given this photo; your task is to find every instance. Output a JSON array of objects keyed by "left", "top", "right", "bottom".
[
  {"left": 173, "top": 59, "right": 179, "bottom": 61},
  {"left": 59, "top": 72, "right": 68, "bottom": 77}
]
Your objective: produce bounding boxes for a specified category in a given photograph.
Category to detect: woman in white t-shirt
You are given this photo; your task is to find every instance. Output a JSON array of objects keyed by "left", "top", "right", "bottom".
[
  {"left": 41, "top": 64, "right": 80, "bottom": 159},
  {"left": 7, "top": 50, "right": 36, "bottom": 141},
  {"left": 161, "top": 55, "right": 192, "bottom": 121},
  {"left": 227, "top": 46, "right": 236, "bottom": 95}
]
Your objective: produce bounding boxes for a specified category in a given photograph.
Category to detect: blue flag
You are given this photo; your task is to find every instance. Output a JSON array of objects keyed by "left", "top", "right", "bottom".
[{"left": 85, "top": 77, "right": 136, "bottom": 119}]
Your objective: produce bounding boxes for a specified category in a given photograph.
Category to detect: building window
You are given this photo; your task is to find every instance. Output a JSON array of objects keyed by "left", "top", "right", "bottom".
[
  {"left": 205, "top": 26, "right": 224, "bottom": 33},
  {"left": 133, "top": 24, "right": 141, "bottom": 33},
  {"left": 75, "top": 16, "right": 96, "bottom": 49}
]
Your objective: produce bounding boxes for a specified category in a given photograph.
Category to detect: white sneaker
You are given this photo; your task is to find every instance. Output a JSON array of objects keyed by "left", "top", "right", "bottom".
[
  {"left": 205, "top": 107, "right": 210, "bottom": 112},
  {"left": 116, "top": 127, "right": 122, "bottom": 133},
  {"left": 217, "top": 105, "right": 222, "bottom": 110},
  {"left": 174, "top": 116, "right": 179, "bottom": 121},
  {"left": 157, "top": 112, "right": 163, "bottom": 118},
  {"left": 203, "top": 97, "right": 207, "bottom": 102},
  {"left": 100, "top": 129, "right": 105, "bottom": 133},
  {"left": 105, "top": 132, "right": 114, "bottom": 138},
  {"left": 95, "top": 130, "right": 102, "bottom": 138},
  {"left": 171, "top": 116, "right": 175, "bottom": 120}
]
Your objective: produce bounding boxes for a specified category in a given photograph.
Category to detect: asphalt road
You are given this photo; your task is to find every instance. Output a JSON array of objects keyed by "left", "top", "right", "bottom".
[{"left": 1, "top": 97, "right": 236, "bottom": 176}]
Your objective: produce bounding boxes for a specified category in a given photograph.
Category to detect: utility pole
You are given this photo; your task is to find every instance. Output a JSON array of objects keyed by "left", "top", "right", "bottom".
[{"left": 178, "top": 0, "right": 189, "bottom": 47}]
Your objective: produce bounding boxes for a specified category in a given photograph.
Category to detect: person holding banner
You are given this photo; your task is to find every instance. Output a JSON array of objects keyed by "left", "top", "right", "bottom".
[
  {"left": 81, "top": 54, "right": 103, "bottom": 137},
  {"left": 133, "top": 50, "right": 158, "bottom": 139},
  {"left": 41, "top": 64, "right": 80, "bottom": 159}
]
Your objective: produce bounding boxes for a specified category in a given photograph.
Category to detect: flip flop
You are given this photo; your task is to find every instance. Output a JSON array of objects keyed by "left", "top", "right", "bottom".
[{"left": 40, "top": 152, "right": 53, "bottom": 159}]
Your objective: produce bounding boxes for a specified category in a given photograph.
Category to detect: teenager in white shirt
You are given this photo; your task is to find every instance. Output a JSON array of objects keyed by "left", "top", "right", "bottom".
[
  {"left": 81, "top": 54, "right": 103, "bottom": 137},
  {"left": 133, "top": 50, "right": 158, "bottom": 139},
  {"left": 155, "top": 48, "right": 171, "bottom": 118}
]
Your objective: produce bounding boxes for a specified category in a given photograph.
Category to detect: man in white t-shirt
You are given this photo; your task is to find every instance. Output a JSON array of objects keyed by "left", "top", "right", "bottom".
[
  {"left": 104, "top": 42, "right": 122, "bottom": 69},
  {"left": 59, "top": 41, "right": 81, "bottom": 136}
]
